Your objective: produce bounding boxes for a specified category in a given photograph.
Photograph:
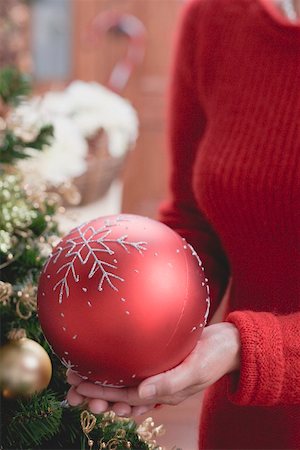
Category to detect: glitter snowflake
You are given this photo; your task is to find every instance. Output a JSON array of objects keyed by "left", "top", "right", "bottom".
[
  {"left": 44, "top": 219, "right": 147, "bottom": 303},
  {"left": 61, "top": 357, "right": 75, "bottom": 370}
]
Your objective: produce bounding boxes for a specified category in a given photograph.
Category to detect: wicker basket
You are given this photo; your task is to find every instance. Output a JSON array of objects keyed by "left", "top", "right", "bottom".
[{"left": 72, "top": 129, "right": 128, "bottom": 205}]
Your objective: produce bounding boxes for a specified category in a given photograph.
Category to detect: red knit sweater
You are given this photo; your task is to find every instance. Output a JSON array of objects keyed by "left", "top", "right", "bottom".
[{"left": 159, "top": 0, "right": 300, "bottom": 448}]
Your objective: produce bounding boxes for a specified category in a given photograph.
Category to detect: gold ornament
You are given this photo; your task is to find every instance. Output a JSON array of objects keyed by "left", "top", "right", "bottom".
[
  {"left": 81, "top": 410, "right": 131, "bottom": 450},
  {"left": 0, "top": 335, "right": 52, "bottom": 398},
  {"left": 16, "top": 282, "right": 37, "bottom": 319},
  {"left": 81, "top": 411, "right": 97, "bottom": 450},
  {"left": 0, "top": 281, "right": 13, "bottom": 305},
  {"left": 137, "top": 417, "right": 165, "bottom": 450},
  {"left": 80, "top": 410, "right": 165, "bottom": 450}
]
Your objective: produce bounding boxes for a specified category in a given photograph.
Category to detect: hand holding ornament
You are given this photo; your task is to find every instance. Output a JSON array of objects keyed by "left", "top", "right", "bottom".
[
  {"left": 67, "top": 322, "right": 241, "bottom": 417},
  {"left": 38, "top": 214, "right": 210, "bottom": 388},
  {"left": 37, "top": 214, "right": 239, "bottom": 417}
]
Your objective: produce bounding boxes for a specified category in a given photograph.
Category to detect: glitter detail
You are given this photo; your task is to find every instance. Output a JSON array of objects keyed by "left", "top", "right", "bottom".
[
  {"left": 87, "top": 301, "right": 92, "bottom": 307},
  {"left": 121, "top": 297, "right": 126, "bottom": 302},
  {"left": 94, "top": 380, "right": 125, "bottom": 388},
  {"left": 187, "top": 243, "right": 211, "bottom": 325},
  {"left": 82, "top": 287, "right": 87, "bottom": 292},
  {"left": 61, "top": 358, "right": 74, "bottom": 370},
  {"left": 47, "top": 222, "right": 147, "bottom": 303}
]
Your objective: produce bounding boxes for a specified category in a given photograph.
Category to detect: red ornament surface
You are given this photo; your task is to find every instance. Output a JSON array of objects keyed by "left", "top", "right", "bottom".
[{"left": 37, "top": 214, "right": 210, "bottom": 387}]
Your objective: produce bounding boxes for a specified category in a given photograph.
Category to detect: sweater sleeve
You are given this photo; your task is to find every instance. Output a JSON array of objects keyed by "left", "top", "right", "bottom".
[
  {"left": 226, "top": 310, "right": 300, "bottom": 406},
  {"left": 159, "top": 0, "right": 230, "bottom": 318}
]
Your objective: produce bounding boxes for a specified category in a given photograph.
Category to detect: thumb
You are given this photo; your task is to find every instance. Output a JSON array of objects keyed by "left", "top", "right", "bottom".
[{"left": 138, "top": 361, "right": 192, "bottom": 400}]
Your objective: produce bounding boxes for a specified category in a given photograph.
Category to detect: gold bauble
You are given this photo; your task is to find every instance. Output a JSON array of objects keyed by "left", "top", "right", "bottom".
[{"left": 0, "top": 337, "right": 52, "bottom": 398}]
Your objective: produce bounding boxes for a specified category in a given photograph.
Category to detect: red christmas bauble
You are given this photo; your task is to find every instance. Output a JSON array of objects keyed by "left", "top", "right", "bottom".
[{"left": 37, "top": 214, "right": 210, "bottom": 387}]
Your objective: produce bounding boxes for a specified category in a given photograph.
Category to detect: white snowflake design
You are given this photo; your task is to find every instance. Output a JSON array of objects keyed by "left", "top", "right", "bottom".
[
  {"left": 186, "top": 242, "right": 210, "bottom": 325},
  {"left": 44, "top": 218, "right": 147, "bottom": 303},
  {"left": 61, "top": 357, "right": 75, "bottom": 370}
]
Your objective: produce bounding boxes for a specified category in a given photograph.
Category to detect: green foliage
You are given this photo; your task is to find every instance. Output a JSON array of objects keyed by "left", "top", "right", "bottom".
[
  {"left": 78, "top": 411, "right": 151, "bottom": 450},
  {"left": 0, "top": 65, "right": 54, "bottom": 166},
  {"left": 0, "top": 65, "right": 166, "bottom": 450},
  {"left": 0, "top": 124, "right": 54, "bottom": 165},
  {"left": 2, "top": 391, "right": 63, "bottom": 449},
  {"left": 0, "top": 172, "right": 60, "bottom": 289},
  {"left": 0, "top": 66, "right": 31, "bottom": 106},
  {"left": 85, "top": 415, "right": 149, "bottom": 450}
]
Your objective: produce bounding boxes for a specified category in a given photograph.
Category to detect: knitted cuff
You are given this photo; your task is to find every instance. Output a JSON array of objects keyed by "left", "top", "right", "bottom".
[{"left": 226, "top": 310, "right": 284, "bottom": 406}]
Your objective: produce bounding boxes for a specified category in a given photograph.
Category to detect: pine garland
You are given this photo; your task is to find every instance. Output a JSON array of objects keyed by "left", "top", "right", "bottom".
[
  {"left": 4, "top": 391, "right": 63, "bottom": 449},
  {"left": 0, "top": 66, "right": 84, "bottom": 449},
  {"left": 0, "top": 66, "right": 170, "bottom": 450}
]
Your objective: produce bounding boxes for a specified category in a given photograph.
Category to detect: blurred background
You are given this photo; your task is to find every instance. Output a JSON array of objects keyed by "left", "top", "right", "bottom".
[
  {"left": 1, "top": 0, "right": 183, "bottom": 219},
  {"left": 1, "top": 1, "right": 203, "bottom": 448}
]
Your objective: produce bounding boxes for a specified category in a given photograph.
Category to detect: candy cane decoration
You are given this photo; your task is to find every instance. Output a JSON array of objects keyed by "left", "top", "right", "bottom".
[{"left": 86, "top": 10, "right": 146, "bottom": 93}]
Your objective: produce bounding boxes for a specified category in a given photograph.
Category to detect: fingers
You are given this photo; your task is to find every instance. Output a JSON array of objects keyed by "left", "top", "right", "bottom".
[
  {"left": 67, "top": 386, "right": 85, "bottom": 406},
  {"left": 66, "top": 369, "right": 82, "bottom": 386},
  {"left": 138, "top": 361, "right": 193, "bottom": 401},
  {"left": 76, "top": 382, "right": 145, "bottom": 406},
  {"left": 70, "top": 356, "right": 196, "bottom": 411},
  {"left": 75, "top": 361, "right": 193, "bottom": 407},
  {"left": 67, "top": 382, "right": 155, "bottom": 417},
  {"left": 88, "top": 398, "right": 109, "bottom": 414},
  {"left": 111, "top": 402, "right": 132, "bottom": 417}
]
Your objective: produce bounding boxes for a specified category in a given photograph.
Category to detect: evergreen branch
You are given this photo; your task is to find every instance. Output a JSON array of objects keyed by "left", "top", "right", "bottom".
[
  {"left": 0, "top": 66, "right": 31, "bottom": 106},
  {"left": 0, "top": 125, "right": 54, "bottom": 165},
  {"left": 3, "top": 390, "right": 62, "bottom": 449}
]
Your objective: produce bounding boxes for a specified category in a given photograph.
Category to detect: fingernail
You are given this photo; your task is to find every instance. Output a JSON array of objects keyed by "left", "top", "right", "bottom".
[{"left": 139, "top": 384, "right": 156, "bottom": 399}]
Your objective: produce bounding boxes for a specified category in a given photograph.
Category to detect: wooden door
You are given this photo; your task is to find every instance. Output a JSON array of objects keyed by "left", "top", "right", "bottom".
[{"left": 73, "top": 0, "right": 182, "bottom": 218}]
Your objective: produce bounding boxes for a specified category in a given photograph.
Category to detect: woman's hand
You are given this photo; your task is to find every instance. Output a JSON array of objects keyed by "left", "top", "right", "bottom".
[{"left": 66, "top": 322, "right": 240, "bottom": 417}]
